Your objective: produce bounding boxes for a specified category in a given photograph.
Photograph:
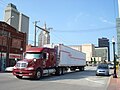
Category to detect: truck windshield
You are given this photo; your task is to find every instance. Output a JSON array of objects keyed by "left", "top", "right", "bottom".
[{"left": 25, "top": 53, "right": 42, "bottom": 59}]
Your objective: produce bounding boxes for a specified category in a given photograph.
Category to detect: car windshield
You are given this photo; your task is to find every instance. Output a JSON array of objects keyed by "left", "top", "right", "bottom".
[
  {"left": 97, "top": 64, "right": 108, "bottom": 69},
  {"left": 24, "top": 52, "right": 42, "bottom": 59}
]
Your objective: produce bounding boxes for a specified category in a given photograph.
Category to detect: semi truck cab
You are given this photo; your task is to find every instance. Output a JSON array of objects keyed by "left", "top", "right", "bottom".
[{"left": 13, "top": 47, "right": 56, "bottom": 79}]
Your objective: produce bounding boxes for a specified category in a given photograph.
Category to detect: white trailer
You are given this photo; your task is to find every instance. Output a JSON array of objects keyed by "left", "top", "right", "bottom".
[
  {"left": 54, "top": 44, "right": 86, "bottom": 75},
  {"left": 43, "top": 44, "right": 86, "bottom": 75},
  {"left": 57, "top": 44, "right": 86, "bottom": 66}
]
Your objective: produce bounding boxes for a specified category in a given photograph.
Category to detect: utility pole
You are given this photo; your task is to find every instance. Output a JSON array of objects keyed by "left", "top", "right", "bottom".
[
  {"left": 33, "top": 21, "right": 40, "bottom": 46},
  {"left": 36, "top": 23, "right": 53, "bottom": 46},
  {"left": 33, "top": 21, "right": 52, "bottom": 47},
  {"left": 112, "top": 37, "right": 117, "bottom": 78},
  {"left": 36, "top": 25, "right": 50, "bottom": 33}
]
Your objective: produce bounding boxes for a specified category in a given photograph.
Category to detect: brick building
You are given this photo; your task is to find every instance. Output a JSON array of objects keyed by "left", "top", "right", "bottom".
[{"left": 0, "top": 21, "right": 26, "bottom": 71}]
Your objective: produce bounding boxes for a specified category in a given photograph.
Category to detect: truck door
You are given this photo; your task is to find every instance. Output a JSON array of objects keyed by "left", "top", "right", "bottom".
[
  {"left": 42, "top": 52, "right": 49, "bottom": 68},
  {"left": 49, "top": 50, "right": 56, "bottom": 67},
  {"left": 42, "top": 49, "right": 56, "bottom": 68}
]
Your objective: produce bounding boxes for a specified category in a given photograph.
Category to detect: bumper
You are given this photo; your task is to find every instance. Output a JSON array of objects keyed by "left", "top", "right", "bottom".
[
  {"left": 96, "top": 71, "right": 109, "bottom": 76},
  {"left": 13, "top": 69, "right": 36, "bottom": 77}
]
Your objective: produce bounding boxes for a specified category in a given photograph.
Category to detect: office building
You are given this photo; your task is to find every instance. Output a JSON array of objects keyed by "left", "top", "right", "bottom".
[
  {"left": 98, "top": 37, "right": 110, "bottom": 61},
  {"left": 82, "top": 44, "right": 95, "bottom": 64},
  {"left": 38, "top": 24, "right": 50, "bottom": 47},
  {"left": 0, "top": 21, "right": 26, "bottom": 71},
  {"left": 38, "top": 31, "right": 50, "bottom": 47},
  {"left": 95, "top": 47, "right": 108, "bottom": 62},
  {"left": 70, "top": 44, "right": 96, "bottom": 64},
  {"left": 4, "top": 3, "right": 29, "bottom": 44}
]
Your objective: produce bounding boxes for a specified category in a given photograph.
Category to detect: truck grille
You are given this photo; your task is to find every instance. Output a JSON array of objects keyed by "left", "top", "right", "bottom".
[{"left": 16, "top": 61, "right": 28, "bottom": 68}]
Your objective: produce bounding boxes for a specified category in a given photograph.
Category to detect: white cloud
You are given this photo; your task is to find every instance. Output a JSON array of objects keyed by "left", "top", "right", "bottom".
[{"left": 99, "top": 17, "right": 115, "bottom": 25}]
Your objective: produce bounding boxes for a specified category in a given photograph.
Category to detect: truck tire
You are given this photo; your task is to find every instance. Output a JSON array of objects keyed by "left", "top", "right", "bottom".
[
  {"left": 70, "top": 67, "right": 76, "bottom": 71},
  {"left": 79, "top": 67, "right": 84, "bottom": 71},
  {"left": 55, "top": 68, "right": 62, "bottom": 76},
  {"left": 82, "top": 67, "right": 84, "bottom": 71},
  {"left": 16, "top": 76, "right": 22, "bottom": 79},
  {"left": 35, "top": 69, "right": 42, "bottom": 80}
]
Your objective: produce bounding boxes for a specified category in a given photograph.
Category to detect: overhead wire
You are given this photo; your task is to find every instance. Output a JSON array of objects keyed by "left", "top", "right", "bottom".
[
  {"left": 0, "top": 0, "right": 7, "bottom": 8},
  {"left": 50, "top": 32, "right": 71, "bottom": 44},
  {"left": 51, "top": 26, "right": 116, "bottom": 33},
  {"left": 28, "top": 25, "right": 117, "bottom": 45}
]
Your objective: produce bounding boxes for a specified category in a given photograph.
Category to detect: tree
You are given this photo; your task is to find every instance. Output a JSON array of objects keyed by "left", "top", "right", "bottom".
[
  {"left": 94, "top": 57, "right": 97, "bottom": 65},
  {"left": 91, "top": 58, "right": 93, "bottom": 64}
]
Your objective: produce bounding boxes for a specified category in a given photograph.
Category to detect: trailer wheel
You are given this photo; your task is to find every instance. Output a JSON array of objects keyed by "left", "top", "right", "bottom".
[
  {"left": 16, "top": 76, "right": 22, "bottom": 79},
  {"left": 81, "top": 67, "right": 84, "bottom": 71},
  {"left": 35, "top": 69, "right": 42, "bottom": 80}
]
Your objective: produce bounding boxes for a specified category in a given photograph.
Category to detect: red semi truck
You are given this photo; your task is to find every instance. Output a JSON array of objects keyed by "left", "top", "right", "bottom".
[{"left": 13, "top": 44, "right": 86, "bottom": 79}]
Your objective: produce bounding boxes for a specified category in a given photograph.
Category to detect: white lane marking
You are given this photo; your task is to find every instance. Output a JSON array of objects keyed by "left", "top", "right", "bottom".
[
  {"left": 85, "top": 78, "right": 104, "bottom": 85},
  {"left": 106, "top": 76, "right": 112, "bottom": 89}
]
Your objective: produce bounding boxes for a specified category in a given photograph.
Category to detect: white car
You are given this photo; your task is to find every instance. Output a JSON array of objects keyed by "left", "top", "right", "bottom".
[
  {"left": 5, "top": 67, "right": 14, "bottom": 72},
  {"left": 108, "top": 63, "right": 114, "bottom": 69},
  {"left": 96, "top": 64, "right": 109, "bottom": 76}
]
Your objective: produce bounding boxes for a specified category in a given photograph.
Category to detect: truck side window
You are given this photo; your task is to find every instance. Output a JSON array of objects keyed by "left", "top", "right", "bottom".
[
  {"left": 43, "top": 53, "right": 46, "bottom": 59},
  {"left": 43, "top": 53, "right": 49, "bottom": 60}
]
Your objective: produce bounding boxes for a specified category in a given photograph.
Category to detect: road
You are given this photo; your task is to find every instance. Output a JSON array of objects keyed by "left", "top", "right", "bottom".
[{"left": 0, "top": 66, "right": 112, "bottom": 90}]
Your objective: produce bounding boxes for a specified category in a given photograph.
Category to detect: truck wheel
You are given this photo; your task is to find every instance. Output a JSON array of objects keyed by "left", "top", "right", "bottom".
[
  {"left": 79, "top": 67, "right": 84, "bottom": 71},
  {"left": 70, "top": 68, "right": 75, "bottom": 71},
  {"left": 61, "top": 68, "right": 65, "bottom": 75},
  {"left": 55, "top": 68, "right": 62, "bottom": 76},
  {"left": 16, "top": 76, "right": 22, "bottom": 79},
  {"left": 82, "top": 67, "right": 84, "bottom": 71},
  {"left": 35, "top": 69, "right": 42, "bottom": 80}
]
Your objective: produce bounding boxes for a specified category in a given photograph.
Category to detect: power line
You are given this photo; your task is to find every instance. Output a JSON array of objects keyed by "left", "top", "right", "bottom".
[
  {"left": 0, "top": 0, "right": 7, "bottom": 7},
  {"left": 52, "top": 26, "right": 116, "bottom": 33},
  {"left": 51, "top": 32, "right": 74, "bottom": 44}
]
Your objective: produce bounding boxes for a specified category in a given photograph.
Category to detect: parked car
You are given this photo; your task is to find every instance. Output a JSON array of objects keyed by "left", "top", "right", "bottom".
[
  {"left": 96, "top": 63, "right": 109, "bottom": 76},
  {"left": 108, "top": 63, "right": 114, "bottom": 69},
  {"left": 5, "top": 67, "right": 14, "bottom": 72}
]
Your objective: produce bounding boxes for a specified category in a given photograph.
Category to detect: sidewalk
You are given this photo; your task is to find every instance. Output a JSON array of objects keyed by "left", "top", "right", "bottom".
[
  {"left": 107, "top": 77, "right": 120, "bottom": 90},
  {"left": 107, "top": 68, "right": 120, "bottom": 90}
]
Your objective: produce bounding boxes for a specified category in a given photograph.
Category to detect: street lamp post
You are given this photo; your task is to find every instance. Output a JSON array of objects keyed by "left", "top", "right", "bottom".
[
  {"left": 112, "top": 37, "right": 117, "bottom": 78},
  {"left": 20, "top": 48, "right": 23, "bottom": 60}
]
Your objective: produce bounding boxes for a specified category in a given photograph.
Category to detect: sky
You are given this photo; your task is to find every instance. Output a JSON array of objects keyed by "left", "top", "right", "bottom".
[{"left": 0, "top": 0, "right": 119, "bottom": 47}]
